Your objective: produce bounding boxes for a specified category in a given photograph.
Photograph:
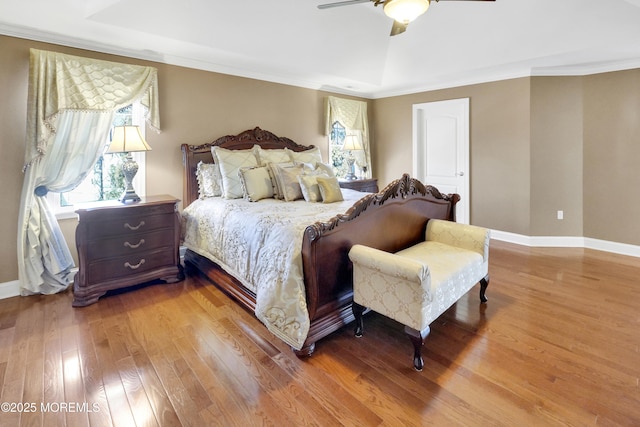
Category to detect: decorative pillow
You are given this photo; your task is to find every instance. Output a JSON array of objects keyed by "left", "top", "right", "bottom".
[
  {"left": 273, "top": 163, "right": 304, "bottom": 202},
  {"left": 253, "top": 145, "right": 290, "bottom": 166},
  {"left": 196, "top": 161, "right": 222, "bottom": 198},
  {"left": 286, "top": 146, "right": 323, "bottom": 164},
  {"left": 267, "top": 162, "right": 293, "bottom": 199},
  {"left": 316, "top": 176, "right": 344, "bottom": 203},
  {"left": 298, "top": 174, "right": 323, "bottom": 203},
  {"left": 239, "top": 166, "right": 274, "bottom": 202},
  {"left": 212, "top": 146, "right": 258, "bottom": 199},
  {"left": 314, "top": 161, "right": 336, "bottom": 178}
]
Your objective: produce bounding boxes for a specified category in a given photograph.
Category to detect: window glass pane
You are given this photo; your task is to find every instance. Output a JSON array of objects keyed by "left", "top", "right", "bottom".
[
  {"left": 59, "top": 153, "right": 126, "bottom": 206},
  {"left": 330, "top": 121, "right": 347, "bottom": 178}
]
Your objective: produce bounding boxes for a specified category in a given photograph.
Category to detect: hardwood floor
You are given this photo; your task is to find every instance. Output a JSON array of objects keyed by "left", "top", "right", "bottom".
[{"left": 1, "top": 240, "right": 639, "bottom": 426}]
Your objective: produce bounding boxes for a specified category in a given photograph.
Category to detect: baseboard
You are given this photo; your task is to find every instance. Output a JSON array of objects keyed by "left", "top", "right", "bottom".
[
  {"left": 0, "top": 280, "right": 20, "bottom": 300},
  {"left": 491, "top": 230, "right": 640, "bottom": 258},
  {"left": 0, "top": 267, "right": 78, "bottom": 301},
  {"left": 583, "top": 237, "right": 640, "bottom": 258},
  {"left": 1, "top": 236, "right": 638, "bottom": 301}
]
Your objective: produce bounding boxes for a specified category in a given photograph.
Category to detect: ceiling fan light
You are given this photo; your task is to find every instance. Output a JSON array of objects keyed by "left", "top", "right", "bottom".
[{"left": 383, "top": 0, "right": 430, "bottom": 24}]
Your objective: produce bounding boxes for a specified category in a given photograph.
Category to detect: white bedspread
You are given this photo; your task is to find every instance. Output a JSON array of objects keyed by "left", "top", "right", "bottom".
[{"left": 181, "top": 189, "right": 366, "bottom": 350}]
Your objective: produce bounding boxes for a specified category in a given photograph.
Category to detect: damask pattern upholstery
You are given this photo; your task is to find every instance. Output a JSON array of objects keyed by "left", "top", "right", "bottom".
[
  {"left": 349, "top": 219, "right": 490, "bottom": 336},
  {"left": 196, "top": 161, "right": 222, "bottom": 198}
]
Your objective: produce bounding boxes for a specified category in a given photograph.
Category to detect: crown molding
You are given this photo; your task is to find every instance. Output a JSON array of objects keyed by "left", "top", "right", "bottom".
[
  {"left": 2, "top": 21, "right": 639, "bottom": 100},
  {"left": 530, "top": 57, "right": 640, "bottom": 77}
]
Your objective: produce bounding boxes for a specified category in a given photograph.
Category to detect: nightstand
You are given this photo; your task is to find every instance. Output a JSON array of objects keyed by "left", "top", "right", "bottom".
[
  {"left": 339, "top": 178, "right": 379, "bottom": 193},
  {"left": 73, "top": 195, "right": 184, "bottom": 307}
]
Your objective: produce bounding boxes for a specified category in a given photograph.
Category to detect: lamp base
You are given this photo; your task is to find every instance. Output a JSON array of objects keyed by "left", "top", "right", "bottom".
[
  {"left": 119, "top": 153, "right": 141, "bottom": 203},
  {"left": 119, "top": 189, "right": 141, "bottom": 203},
  {"left": 345, "top": 155, "right": 358, "bottom": 180}
]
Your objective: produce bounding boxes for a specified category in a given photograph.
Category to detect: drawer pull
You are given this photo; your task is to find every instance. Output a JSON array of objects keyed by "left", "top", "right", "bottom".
[
  {"left": 124, "top": 259, "right": 146, "bottom": 270},
  {"left": 124, "top": 239, "right": 145, "bottom": 249},
  {"left": 124, "top": 221, "right": 145, "bottom": 231}
]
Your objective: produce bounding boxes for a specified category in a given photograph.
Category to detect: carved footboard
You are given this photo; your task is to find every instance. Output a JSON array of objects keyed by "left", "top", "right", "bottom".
[{"left": 299, "top": 174, "right": 459, "bottom": 354}]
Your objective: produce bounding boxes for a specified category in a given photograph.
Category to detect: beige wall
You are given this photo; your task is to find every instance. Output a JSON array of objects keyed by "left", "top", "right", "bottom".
[
  {"left": 372, "top": 78, "right": 532, "bottom": 234},
  {"left": 583, "top": 69, "right": 640, "bottom": 245},
  {"left": 2, "top": 33, "right": 640, "bottom": 285},
  {"left": 373, "top": 71, "right": 640, "bottom": 244},
  {"left": 0, "top": 35, "right": 368, "bottom": 283},
  {"left": 530, "top": 76, "right": 584, "bottom": 236},
  {"left": 1, "top": 36, "right": 31, "bottom": 284}
]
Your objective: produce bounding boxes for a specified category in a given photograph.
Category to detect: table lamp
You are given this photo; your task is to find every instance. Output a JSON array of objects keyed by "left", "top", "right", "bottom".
[
  {"left": 106, "top": 125, "right": 151, "bottom": 202},
  {"left": 342, "top": 134, "right": 362, "bottom": 180}
]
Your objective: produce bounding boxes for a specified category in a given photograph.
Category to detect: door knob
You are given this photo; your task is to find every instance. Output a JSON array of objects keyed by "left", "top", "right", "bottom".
[{"left": 457, "top": 172, "right": 464, "bottom": 176}]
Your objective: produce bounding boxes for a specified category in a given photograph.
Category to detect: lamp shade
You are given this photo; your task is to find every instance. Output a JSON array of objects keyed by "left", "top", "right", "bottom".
[
  {"left": 106, "top": 126, "right": 151, "bottom": 153},
  {"left": 383, "top": 0, "right": 430, "bottom": 23},
  {"left": 342, "top": 134, "right": 363, "bottom": 151}
]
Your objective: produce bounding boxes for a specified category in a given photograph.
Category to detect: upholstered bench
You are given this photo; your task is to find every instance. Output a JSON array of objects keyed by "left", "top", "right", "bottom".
[{"left": 348, "top": 219, "right": 490, "bottom": 371}]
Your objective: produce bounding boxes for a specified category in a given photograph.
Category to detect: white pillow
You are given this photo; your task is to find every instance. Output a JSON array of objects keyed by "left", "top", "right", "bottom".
[
  {"left": 286, "top": 146, "right": 323, "bottom": 164},
  {"left": 296, "top": 161, "right": 335, "bottom": 178},
  {"left": 253, "top": 145, "right": 290, "bottom": 166},
  {"left": 196, "top": 161, "right": 222, "bottom": 198},
  {"left": 212, "top": 146, "right": 258, "bottom": 199},
  {"left": 267, "top": 162, "right": 293, "bottom": 199},
  {"left": 273, "top": 163, "right": 304, "bottom": 202},
  {"left": 298, "top": 174, "right": 323, "bottom": 202},
  {"left": 314, "top": 161, "right": 335, "bottom": 178},
  {"left": 239, "top": 166, "right": 274, "bottom": 202}
]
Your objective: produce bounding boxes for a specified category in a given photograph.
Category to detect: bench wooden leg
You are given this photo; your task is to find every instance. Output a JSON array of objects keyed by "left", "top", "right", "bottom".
[
  {"left": 479, "top": 274, "right": 490, "bottom": 303},
  {"left": 352, "top": 302, "right": 365, "bottom": 338},
  {"left": 405, "top": 325, "right": 430, "bottom": 371}
]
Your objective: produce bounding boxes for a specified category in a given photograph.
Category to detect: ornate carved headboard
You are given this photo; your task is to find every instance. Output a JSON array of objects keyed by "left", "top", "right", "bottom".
[{"left": 180, "top": 127, "right": 315, "bottom": 208}]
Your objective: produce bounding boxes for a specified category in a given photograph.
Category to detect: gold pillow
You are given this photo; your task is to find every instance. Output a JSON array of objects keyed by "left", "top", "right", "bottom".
[{"left": 316, "top": 176, "right": 344, "bottom": 203}]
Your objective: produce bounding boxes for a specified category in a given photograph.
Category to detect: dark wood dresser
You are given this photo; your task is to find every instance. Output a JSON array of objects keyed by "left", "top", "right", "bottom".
[
  {"left": 339, "top": 178, "right": 379, "bottom": 193},
  {"left": 73, "top": 195, "right": 183, "bottom": 307}
]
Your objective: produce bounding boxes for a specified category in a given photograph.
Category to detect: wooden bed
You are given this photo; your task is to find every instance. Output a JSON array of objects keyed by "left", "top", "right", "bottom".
[{"left": 180, "top": 127, "right": 460, "bottom": 356}]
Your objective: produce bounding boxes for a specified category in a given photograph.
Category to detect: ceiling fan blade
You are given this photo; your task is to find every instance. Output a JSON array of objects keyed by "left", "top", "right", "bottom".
[
  {"left": 317, "top": 0, "right": 371, "bottom": 9},
  {"left": 390, "top": 20, "right": 408, "bottom": 36}
]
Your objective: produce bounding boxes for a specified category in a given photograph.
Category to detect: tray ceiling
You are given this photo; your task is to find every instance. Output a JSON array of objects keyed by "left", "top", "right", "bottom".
[{"left": 2, "top": 0, "right": 640, "bottom": 98}]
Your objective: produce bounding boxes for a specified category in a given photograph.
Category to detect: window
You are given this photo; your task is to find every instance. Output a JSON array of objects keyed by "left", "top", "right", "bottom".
[
  {"left": 330, "top": 121, "right": 347, "bottom": 178},
  {"left": 50, "top": 103, "right": 147, "bottom": 218},
  {"left": 329, "top": 121, "right": 366, "bottom": 179}
]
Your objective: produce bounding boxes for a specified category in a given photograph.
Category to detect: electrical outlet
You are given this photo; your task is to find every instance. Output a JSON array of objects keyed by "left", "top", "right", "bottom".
[{"left": 557, "top": 210, "right": 564, "bottom": 220}]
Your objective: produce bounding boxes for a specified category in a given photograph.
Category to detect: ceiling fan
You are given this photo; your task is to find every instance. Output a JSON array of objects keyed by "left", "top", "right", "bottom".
[{"left": 318, "top": 0, "right": 496, "bottom": 36}]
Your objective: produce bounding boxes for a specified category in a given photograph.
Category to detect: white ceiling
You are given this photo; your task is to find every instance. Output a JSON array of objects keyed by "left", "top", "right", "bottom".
[{"left": 2, "top": 0, "right": 640, "bottom": 98}]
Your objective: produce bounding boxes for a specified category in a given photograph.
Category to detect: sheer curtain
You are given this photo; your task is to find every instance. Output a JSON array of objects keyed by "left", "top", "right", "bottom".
[
  {"left": 325, "top": 96, "right": 372, "bottom": 178},
  {"left": 18, "top": 49, "right": 160, "bottom": 295}
]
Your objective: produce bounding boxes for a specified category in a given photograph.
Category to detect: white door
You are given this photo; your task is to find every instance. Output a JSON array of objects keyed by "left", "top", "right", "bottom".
[{"left": 413, "top": 98, "right": 469, "bottom": 224}]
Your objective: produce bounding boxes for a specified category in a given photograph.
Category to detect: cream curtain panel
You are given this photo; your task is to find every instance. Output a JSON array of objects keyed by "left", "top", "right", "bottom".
[
  {"left": 325, "top": 96, "right": 372, "bottom": 178},
  {"left": 18, "top": 49, "right": 160, "bottom": 295}
]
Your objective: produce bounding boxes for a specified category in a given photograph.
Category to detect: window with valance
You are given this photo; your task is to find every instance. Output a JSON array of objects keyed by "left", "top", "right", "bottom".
[
  {"left": 17, "top": 49, "right": 160, "bottom": 296},
  {"left": 325, "top": 96, "right": 372, "bottom": 179}
]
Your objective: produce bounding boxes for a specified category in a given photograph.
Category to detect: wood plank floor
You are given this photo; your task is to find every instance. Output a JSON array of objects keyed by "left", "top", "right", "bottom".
[{"left": 0, "top": 240, "right": 639, "bottom": 426}]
